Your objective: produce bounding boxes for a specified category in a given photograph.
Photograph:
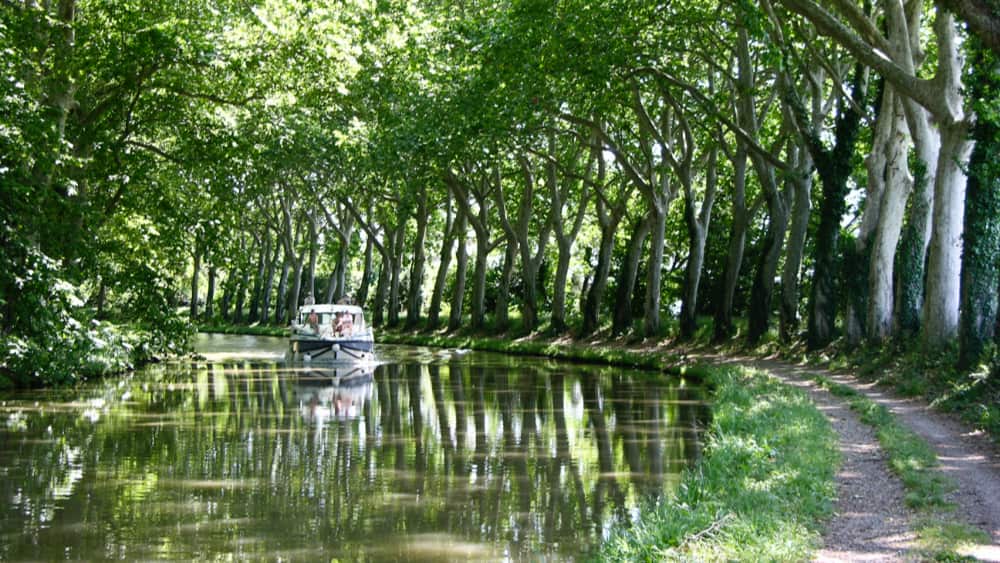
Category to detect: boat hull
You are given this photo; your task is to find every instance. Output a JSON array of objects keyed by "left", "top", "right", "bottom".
[{"left": 288, "top": 336, "right": 375, "bottom": 363}]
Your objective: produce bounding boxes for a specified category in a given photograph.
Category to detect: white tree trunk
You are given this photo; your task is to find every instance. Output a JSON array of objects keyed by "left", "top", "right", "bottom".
[
  {"left": 922, "top": 122, "right": 972, "bottom": 345},
  {"left": 921, "top": 12, "right": 972, "bottom": 346},
  {"left": 868, "top": 90, "right": 913, "bottom": 340}
]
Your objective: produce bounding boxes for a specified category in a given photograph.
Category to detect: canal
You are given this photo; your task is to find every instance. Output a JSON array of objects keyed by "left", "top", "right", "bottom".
[{"left": 0, "top": 334, "right": 707, "bottom": 561}]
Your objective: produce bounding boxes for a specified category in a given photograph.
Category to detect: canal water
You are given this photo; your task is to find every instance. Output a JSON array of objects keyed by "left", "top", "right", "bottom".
[{"left": 0, "top": 334, "right": 707, "bottom": 561}]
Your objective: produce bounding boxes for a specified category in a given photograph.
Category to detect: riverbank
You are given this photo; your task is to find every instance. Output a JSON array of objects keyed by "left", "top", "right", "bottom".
[
  {"left": 0, "top": 322, "right": 184, "bottom": 390},
  {"left": 601, "top": 363, "right": 838, "bottom": 560}
]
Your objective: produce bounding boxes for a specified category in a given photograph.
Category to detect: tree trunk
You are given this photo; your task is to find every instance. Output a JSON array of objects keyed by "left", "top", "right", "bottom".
[
  {"left": 747, "top": 186, "right": 788, "bottom": 345},
  {"left": 260, "top": 240, "right": 280, "bottom": 324},
  {"left": 405, "top": 194, "right": 429, "bottom": 328},
  {"left": 779, "top": 144, "right": 813, "bottom": 342},
  {"left": 471, "top": 232, "right": 489, "bottom": 330},
  {"left": 551, "top": 238, "right": 573, "bottom": 333},
  {"left": 922, "top": 121, "right": 972, "bottom": 346},
  {"left": 847, "top": 82, "right": 893, "bottom": 346},
  {"left": 448, "top": 211, "right": 470, "bottom": 331},
  {"left": 189, "top": 246, "right": 201, "bottom": 320},
  {"left": 495, "top": 241, "right": 517, "bottom": 331},
  {"left": 324, "top": 270, "right": 338, "bottom": 304},
  {"left": 805, "top": 66, "right": 866, "bottom": 350},
  {"left": 643, "top": 200, "right": 668, "bottom": 338},
  {"left": 274, "top": 256, "right": 290, "bottom": 324},
  {"left": 388, "top": 223, "right": 406, "bottom": 328},
  {"left": 548, "top": 141, "right": 592, "bottom": 334},
  {"left": 357, "top": 235, "right": 374, "bottom": 308},
  {"left": 220, "top": 271, "right": 234, "bottom": 321},
  {"left": 868, "top": 89, "right": 913, "bottom": 341},
  {"left": 522, "top": 254, "right": 541, "bottom": 332},
  {"left": 582, "top": 208, "right": 620, "bottom": 335},
  {"left": 304, "top": 215, "right": 318, "bottom": 302},
  {"left": 234, "top": 267, "right": 249, "bottom": 323},
  {"left": 205, "top": 263, "right": 217, "bottom": 320},
  {"left": 895, "top": 151, "right": 934, "bottom": 336},
  {"left": 373, "top": 259, "right": 388, "bottom": 327},
  {"left": 612, "top": 213, "right": 652, "bottom": 335},
  {"left": 249, "top": 234, "right": 269, "bottom": 323},
  {"left": 283, "top": 259, "right": 302, "bottom": 325},
  {"left": 959, "top": 39, "right": 1000, "bottom": 369},
  {"left": 714, "top": 145, "right": 749, "bottom": 342},
  {"left": 428, "top": 206, "right": 457, "bottom": 329},
  {"left": 679, "top": 147, "right": 718, "bottom": 340}
]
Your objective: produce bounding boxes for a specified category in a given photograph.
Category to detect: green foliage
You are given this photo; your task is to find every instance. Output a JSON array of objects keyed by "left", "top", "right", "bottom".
[
  {"left": 959, "top": 36, "right": 1000, "bottom": 368},
  {"left": 0, "top": 239, "right": 189, "bottom": 386}
]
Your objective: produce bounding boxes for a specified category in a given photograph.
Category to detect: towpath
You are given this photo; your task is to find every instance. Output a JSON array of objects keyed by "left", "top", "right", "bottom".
[{"left": 698, "top": 354, "right": 1000, "bottom": 561}]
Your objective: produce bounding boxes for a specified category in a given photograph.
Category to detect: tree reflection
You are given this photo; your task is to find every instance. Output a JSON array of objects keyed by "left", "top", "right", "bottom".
[{"left": 0, "top": 347, "right": 706, "bottom": 561}]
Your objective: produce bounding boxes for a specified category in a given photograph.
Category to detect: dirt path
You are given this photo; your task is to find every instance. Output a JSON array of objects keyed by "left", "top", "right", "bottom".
[{"left": 695, "top": 353, "right": 1000, "bottom": 561}]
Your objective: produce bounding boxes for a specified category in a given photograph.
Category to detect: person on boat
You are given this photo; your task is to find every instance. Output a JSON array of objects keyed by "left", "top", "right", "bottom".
[
  {"left": 304, "top": 292, "right": 316, "bottom": 305},
  {"left": 307, "top": 310, "right": 320, "bottom": 334},
  {"left": 341, "top": 313, "right": 354, "bottom": 336}
]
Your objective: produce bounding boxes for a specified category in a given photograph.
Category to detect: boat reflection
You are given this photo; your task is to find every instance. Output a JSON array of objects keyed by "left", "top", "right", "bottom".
[{"left": 294, "top": 366, "right": 374, "bottom": 423}]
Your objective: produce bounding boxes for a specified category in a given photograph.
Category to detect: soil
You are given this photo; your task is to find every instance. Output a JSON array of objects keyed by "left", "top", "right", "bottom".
[{"left": 695, "top": 352, "right": 1000, "bottom": 561}]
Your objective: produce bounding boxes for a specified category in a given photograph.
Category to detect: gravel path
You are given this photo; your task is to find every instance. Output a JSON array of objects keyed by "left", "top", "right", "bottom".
[{"left": 693, "top": 353, "right": 1000, "bottom": 561}]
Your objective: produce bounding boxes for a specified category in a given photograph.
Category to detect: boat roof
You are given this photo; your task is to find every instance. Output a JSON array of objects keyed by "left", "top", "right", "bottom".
[{"left": 301, "top": 303, "right": 365, "bottom": 315}]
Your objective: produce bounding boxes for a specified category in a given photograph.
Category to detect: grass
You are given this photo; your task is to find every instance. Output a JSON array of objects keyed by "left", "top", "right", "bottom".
[
  {"left": 600, "top": 365, "right": 838, "bottom": 561},
  {"left": 811, "top": 374, "right": 990, "bottom": 559},
  {"left": 197, "top": 322, "right": 288, "bottom": 337},
  {"left": 379, "top": 332, "right": 681, "bottom": 370}
]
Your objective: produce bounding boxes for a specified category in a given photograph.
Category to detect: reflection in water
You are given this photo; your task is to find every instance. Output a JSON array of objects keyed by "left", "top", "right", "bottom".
[
  {"left": 0, "top": 339, "right": 707, "bottom": 561},
  {"left": 295, "top": 366, "right": 374, "bottom": 423}
]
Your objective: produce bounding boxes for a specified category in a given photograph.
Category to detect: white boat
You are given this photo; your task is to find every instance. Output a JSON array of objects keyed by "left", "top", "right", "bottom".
[{"left": 288, "top": 303, "right": 375, "bottom": 363}]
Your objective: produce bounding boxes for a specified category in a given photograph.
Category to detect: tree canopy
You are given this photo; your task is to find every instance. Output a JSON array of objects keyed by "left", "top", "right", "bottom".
[{"left": 2, "top": 0, "right": 999, "bottom": 385}]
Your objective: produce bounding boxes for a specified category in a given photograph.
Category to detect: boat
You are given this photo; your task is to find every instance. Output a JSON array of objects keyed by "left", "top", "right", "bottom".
[{"left": 288, "top": 303, "right": 375, "bottom": 363}]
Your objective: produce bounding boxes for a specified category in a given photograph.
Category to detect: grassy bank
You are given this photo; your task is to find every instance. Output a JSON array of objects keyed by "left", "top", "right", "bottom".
[
  {"left": 602, "top": 365, "right": 838, "bottom": 560},
  {"left": 378, "top": 331, "right": 685, "bottom": 372},
  {"left": 196, "top": 322, "right": 288, "bottom": 337},
  {"left": 812, "top": 375, "right": 989, "bottom": 558}
]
